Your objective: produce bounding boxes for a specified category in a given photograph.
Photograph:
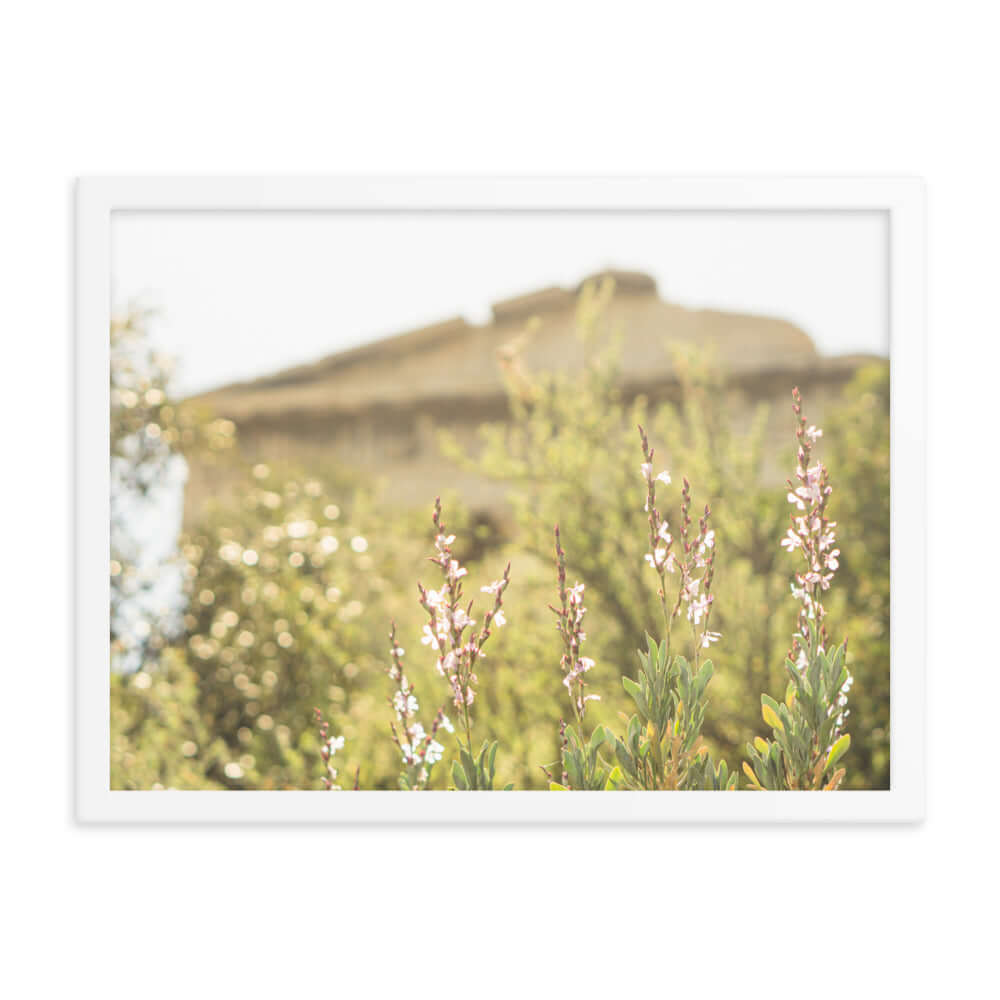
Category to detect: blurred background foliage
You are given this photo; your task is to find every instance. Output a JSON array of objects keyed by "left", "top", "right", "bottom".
[{"left": 110, "top": 291, "right": 889, "bottom": 791}]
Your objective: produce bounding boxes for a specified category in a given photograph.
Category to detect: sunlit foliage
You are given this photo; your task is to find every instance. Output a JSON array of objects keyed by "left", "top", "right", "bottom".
[
  {"left": 110, "top": 284, "right": 889, "bottom": 791},
  {"left": 449, "top": 282, "right": 889, "bottom": 787}
]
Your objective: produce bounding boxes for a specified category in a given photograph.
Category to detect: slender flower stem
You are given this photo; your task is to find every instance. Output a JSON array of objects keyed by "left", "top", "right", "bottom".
[
  {"left": 637, "top": 427, "right": 718, "bottom": 666},
  {"left": 550, "top": 525, "right": 597, "bottom": 724},
  {"left": 637, "top": 425, "right": 673, "bottom": 635},
  {"left": 417, "top": 497, "right": 509, "bottom": 761}
]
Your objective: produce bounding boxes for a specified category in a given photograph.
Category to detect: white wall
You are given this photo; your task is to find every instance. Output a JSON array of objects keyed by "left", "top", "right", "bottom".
[{"left": 3, "top": 3, "right": 996, "bottom": 997}]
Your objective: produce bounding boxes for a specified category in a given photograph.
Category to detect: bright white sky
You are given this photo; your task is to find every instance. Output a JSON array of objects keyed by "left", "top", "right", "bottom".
[{"left": 112, "top": 211, "right": 889, "bottom": 396}]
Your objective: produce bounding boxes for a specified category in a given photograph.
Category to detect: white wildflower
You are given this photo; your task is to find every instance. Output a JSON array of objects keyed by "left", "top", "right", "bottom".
[
  {"left": 781, "top": 529, "right": 802, "bottom": 552},
  {"left": 425, "top": 588, "right": 448, "bottom": 610},
  {"left": 452, "top": 608, "right": 476, "bottom": 630},
  {"left": 437, "top": 650, "right": 458, "bottom": 676},
  {"left": 686, "top": 592, "right": 713, "bottom": 625},
  {"left": 645, "top": 548, "right": 668, "bottom": 570},
  {"left": 393, "top": 691, "right": 419, "bottom": 717},
  {"left": 421, "top": 624, "right": 440, "bottom": 651}
]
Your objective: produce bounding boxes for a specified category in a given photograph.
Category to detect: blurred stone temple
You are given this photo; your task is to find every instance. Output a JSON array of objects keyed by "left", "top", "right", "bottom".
[{"left": 185, "top": 270, "right": 877, "bottom": 522}]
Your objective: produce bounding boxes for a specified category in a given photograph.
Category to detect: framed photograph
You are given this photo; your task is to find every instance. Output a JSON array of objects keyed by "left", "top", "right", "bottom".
[{"left": 77, "top": 176, "right": 925, "bottom": 822}]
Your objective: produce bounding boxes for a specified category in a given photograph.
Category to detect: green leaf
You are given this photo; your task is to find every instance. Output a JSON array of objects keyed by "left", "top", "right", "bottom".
[
  {"left": 826, "top": 733, "right": 851, "bottom": 772},
  {"left": 451, "top": 759, "right": 469, "bottom": 790},
  {"left": 614, "top": 739, "right": 635, "bottom": 778},
  {"left": 549, "top": 782, "right": 568, "bottom": 791},
  {"left": 697, "top": 660, "right": 714, "bottom": 687},
  {"left": 762, "top": 704, "right": 784, "bottom": 732},
  {"left": 604, "top": 765, "right": 625, "bottom": 791},
  {"left": 761, "top": 693, "right": 782, "bottom": 714},
  {"left": 655, "top": 638, "right": 669, "bottom": 671},
  {"left": 564, "top": 752, "right": 584, "bottom": 789}
]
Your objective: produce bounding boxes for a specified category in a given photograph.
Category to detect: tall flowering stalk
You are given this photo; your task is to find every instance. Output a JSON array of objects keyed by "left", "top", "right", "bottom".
[
  {"left": 744, "top": 389, "right": 852, "bottom": 790},
  {"left": 386, "top": 623, "right": 453, "bottom": 790},
  {"left": 543, "top": 528, "right": 614, "bottom": 790},
  {"left": 781, "top": 387, "right": 840, "bottom": 660},
  {"left": 551, "top": 526, "right": 598, "bottom": 725},
  {"left": 638, "top": 425, "right": 720, "bottom": 663},
  {"left": 417, "top": 498, "right": 513, "bottom": 790},
  {"left": 604, "top": 430, "right": 736, "bottom": 790}
]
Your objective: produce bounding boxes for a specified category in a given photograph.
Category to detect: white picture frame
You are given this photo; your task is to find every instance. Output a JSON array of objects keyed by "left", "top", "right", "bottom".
[{"left": 77, "top": 176, "right": 925, "bottom": 823}]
